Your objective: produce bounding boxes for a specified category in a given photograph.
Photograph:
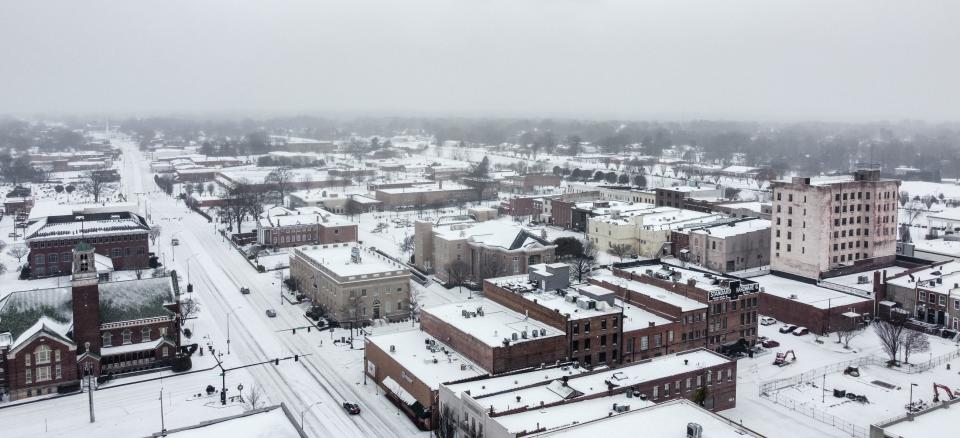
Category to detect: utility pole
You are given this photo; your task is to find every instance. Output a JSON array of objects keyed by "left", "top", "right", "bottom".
[
  {"left": 160, "top": 387, "right": 166, "bottom": 436},
  {"left": 86, "top": 371, "right": 95, "bottom": 423}
]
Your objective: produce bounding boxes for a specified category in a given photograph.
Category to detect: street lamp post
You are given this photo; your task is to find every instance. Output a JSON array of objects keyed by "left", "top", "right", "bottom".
[
  {"left": 909, "top": 382, "right": 918, "bottom": 411},
  {"left": 300, "top": 401, "right": 323, "bottom": 430},
  {"left": 226, "top": 309, "right": 237, "bottom": 355}
]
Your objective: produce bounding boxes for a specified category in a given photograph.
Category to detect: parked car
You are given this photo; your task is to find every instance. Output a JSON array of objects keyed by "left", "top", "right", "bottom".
[
  {"left": 265, "top": 309, "right": 277, "bottom": 318},
  {"left": 762, "top": 339, "right": 780, "bottom": 348},
  {"left": 793, "top": 327, "right": 810, "bottom": 336},
  {"left": 342, "top": 402, "right": 361, "bottom": 415},
  {"left": 760, "top": 316, "right": 777, "bottom": 326},
  {"left": 240, "top": 287, "right": 251, "bottom": 295},
  {"left": 779, "top": 325, "right": 798, "bottom": 334}
]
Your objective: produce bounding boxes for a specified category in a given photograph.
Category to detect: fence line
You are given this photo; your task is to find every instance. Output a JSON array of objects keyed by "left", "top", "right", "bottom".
[
  {"left": 817, "top": 280, "right": 873, "bottom": 298},
  {"left": 759, "top": 347, "right": 960, "bottom": 437}
]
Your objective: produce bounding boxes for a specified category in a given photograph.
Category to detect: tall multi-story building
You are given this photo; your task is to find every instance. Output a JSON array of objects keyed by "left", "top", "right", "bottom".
[{"left": 770, "top": 169, "right": 901, "bottom": 280}]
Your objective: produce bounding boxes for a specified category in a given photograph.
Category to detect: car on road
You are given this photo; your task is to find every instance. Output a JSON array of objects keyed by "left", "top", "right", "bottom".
[
  {"left": 779, "top": 324, "right": 798, "bottom": 334},
  {"left": 265, "top": 308, "right": 277, "bottom": 318},
  {"left": 342, "top": 402, "right": 361, "bottom": 415},
  {"left": 793, "top": 326, "right": 810, "bottom": 336},
  {"left": 760, "top": 316, "right": 777, "bottom": 326},
  {"left": 240, "top": 287, "right": 251, "bottom": 295}
]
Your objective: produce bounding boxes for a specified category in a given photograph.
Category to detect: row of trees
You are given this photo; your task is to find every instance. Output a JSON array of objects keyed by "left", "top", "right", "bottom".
[{"left": 874, "top": 312, "right": 930, "bottom": 365}]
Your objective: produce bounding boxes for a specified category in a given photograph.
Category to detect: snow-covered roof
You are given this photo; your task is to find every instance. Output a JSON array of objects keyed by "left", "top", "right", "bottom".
[
  {"left": 716, "top": 201, "right": 764, "bottom": 213},
  {"left": 27, "top": 200, "right": 139, "bottom": 222},
  {"left": 294, "top": 244, "right": 408, "bottom": 278},
  {"left": 101, "top": 336, "right": 174, "bottom": 356},
  {"left": 377, "top": 183, "right": 470, "bottom": 194},
  {"left": 421, "top": 299, "right": 564, "bottom": 347},
  {"left": 591, "top": 272, "right": 707, "bottom": 312},
  {"left": 529, "top": 399, "right": 762, "bottom": 437},
  {"left": 885, "top": 261, "right": 960, "bottom": 294},
  {"left": 688, "top": 218, "right": 771, "bottom": 239},
  {"left": 434, "top": 219, "right": 553, "bottom": 251},
  {"left": 365, "top": 330, "right": 487, "bottom": 389},
  {"left": 490, "top": 275, "right": 622, "bottom": 320},
  {"left": 98, "top": 276, "right": 178, "bottom": 323},
  {"left": 443, "top": 364, "right": 589, "bottom": 399},
  {"left": 617, "top": 298, "right": 672, "bottom": 332},
  {"left": 26, "top": 211, "right": 150, "bottom": 241},
  {"left": 474, "top": 349, "right": 730, "bottom": 413},
  {"left": 258, "top": 206, "right": 353, "bottom": 228},
  {"left": 721, "top": 165, "right": 760, "bottom": 174},
  {"left": 0, "top": 287, "right": 73, "bottom": 342},
  {"left": 752, "top": 274, "right": 871, "bottom": 309},
  {"left": 160, "top": 405, "right": 302, "bottom": 438},
  {"left": 494, "top": 392, "right": 655, "bottom": 435},
  {"left": 825, "top": 266, "right": 909, "bottom": 293}
]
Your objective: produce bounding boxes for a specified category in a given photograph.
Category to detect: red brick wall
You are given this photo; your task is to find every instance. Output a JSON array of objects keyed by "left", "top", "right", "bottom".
[
  {"left": 420, "top": 310, "right": 567, "bottom": 374},
  {"left": 72, "top": 283, "right": 102, "bottom": 356},
  {"left": 759, "top": 292, "right": 874, "bottom": 334},
  {"left": 364, "top": 337, "right": 439, "bottom": 428},
  {"left": 551, "top": 200, "right": 574, "bottom": 229},
  {"left": 29, "top": 233, "right": 150, "bottom": 277},
  {"left": 3, "top": 336, "right": 79, "bottom": 400},
  {"left": 508, "top": 197, "right": 538, "bottom": 218},
  {"left": 318, "top": 224, "right": 357, "bottom": 244}
]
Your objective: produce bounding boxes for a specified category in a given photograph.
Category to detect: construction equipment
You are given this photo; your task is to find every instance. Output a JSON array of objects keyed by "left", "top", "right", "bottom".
[
  {"left": 933, "top": 383, "right": 957, "bottom": 403},
  {"left": 773, "top": 350, "right": 796, "bottom": 367}
]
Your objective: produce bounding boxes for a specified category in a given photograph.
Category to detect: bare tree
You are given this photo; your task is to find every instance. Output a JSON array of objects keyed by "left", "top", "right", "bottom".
[
  {"left": 399, "top": 234, "right": 415, "bottom": 258},
  {"left": 608, "top": 243, "right": 633, "bottom": 262},
  {"left": 243, "top": 385, "right": 265, "bottom": 411},
  {"left": 478, "top": 253, "right": 506, "bottom": 281},
  {"left": 265, "top": 167, "right": 295, "bottom": 204},
  {"left": 874, "top": 312, "right": 907, "bottom": 363},
  {"left": 0, "top": 262, "right": 7, "bottom": 275},
  {"left": 8, "top": 244, "right": 28, "bottom": 262},
  {"left": 149, "top": 225, "right": 162, "bottom": 246},
  {"left": 901, "top": 329, "right": 930, "bottom": 364},
  {"left": 835, "top": 318, "right": 864, "bottom": 349},
  {"left": 445, "top": 259, "right": 471, "bottom": 297},
  {"left": 84, "top": 170, "right": 109, "bottom": 203},
  {"left": 0, "top": 240, "right": 6, "bottom": 252},
  {"left": 180, "top": 297, "right": 200, "bottom": 320},
  {"left": 568, "top": 240, "right": 598, "bottom": 283}
]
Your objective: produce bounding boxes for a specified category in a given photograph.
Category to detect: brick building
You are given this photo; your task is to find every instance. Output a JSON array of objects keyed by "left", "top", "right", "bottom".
[
  {"left": 674, "top": 218, "right": 772, "bottom": 273},
  {"left": 25, "top": 210, "right": 151, "bottom": 277},
  {"left": 419, "top": 299, "right": 566, "bottom": 374},
  {"left": 439, "top": 348, "right": 738, "bottom": 436},
  {"left": 256, "top": 206, "right": 357, "bottom": 249},
  {"left": 0, "top": 243, "right": 181, "bottom": 401}
]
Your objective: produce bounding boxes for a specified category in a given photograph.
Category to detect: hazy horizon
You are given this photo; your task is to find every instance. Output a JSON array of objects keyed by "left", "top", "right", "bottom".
[{"left": 2, "top": 0, "right": 958, "bottom": 122}]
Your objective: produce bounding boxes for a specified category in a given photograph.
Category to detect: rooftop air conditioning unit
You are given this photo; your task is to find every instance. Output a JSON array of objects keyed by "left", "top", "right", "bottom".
[
  {"left": 389, "top": 345, "right": 396, "bottom": 353},
  {"left": 540, "top": 328, "right": 546, "bottom": 336},
  {"left": 789, "top": 294, "right": 798, "bottom": 299},
  {"left": 613, "top": 404, "right": 629, "bottom": 413},
  {"left": 686, "top": 422, "right": 703, "bottom": 438},
  {"left": 511, "top": 332, "right": 519, "bottom": 341}
]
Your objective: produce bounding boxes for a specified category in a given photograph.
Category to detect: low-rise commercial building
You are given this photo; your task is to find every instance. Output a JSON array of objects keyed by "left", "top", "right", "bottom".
[
  {"left": 25, "top": 210, "right": 151, "bottom": 277},
  {"left": 438, "top": 348, "right": 739, "bottom": 438},
  {"left": 289, "top": 243, "right": 410, "bottom": 324},
  {"left": 413, "top": 218, "right": 556, "bottom": 284},
  {"left": 375, "top": 181, "right": 497, "bottom": 209},
  {"left": 420, "top": 299, "right": 566, "bottom": 374},
  {"left": 675, "top": 218, "right": 771, "bottom": 273},
  {"left": 256, "top": 206, "right": 357, "bottom": 248}
]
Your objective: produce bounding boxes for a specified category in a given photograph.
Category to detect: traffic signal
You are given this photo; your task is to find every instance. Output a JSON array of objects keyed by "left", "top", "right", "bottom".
[
  {"left": 294, "top": 354, "right": 299, "bottom": 362},
  {"left": 274, "top": 358, "right": 280, "bottom": 365},
  {"left": 292, "top": 328, "right": 296, "bottom": 334},
  {"left": 307, "top": 326, "right": 311, "bottom": 333}
]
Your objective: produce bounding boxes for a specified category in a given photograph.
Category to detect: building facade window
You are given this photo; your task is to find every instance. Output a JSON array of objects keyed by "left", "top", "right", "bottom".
[{"left": 103, "top": 332, "right": 112, "bottom": 347}]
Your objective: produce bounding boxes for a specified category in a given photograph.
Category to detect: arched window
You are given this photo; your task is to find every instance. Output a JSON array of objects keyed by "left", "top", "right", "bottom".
[
  {"left": 35, "top": 345, "right": 51, "bottom": 365},
  {"left": 103, "top": 332, "right": 113, "bottom": 347}
]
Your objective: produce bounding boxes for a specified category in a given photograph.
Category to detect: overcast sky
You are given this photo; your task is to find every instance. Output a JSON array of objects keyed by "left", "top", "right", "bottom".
[{"left": 1, "top": 0, "right": 957, "bottom": 121}]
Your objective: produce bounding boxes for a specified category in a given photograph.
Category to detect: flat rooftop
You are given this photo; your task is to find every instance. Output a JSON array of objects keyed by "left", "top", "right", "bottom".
[
  {"left": 377, "top": 183, "right": 470, "bottom": 194},
  {"left": 885, "top": 260, "right": 960, "bottom": 294},
  {"left": 296, "top": 244, "right": 408, "bottom": 278},
  {"left": 592, "top": 272, "right": 707, "bottom": 312},
  {"left": 825, "top": 266, "right": 910, "bottom": 294},
  {"left": 366, "top": 329, "right": 487, "bottom": 388},
  {"left": 494, "top": 392, "right": 655, "bottom": 436},
  {"left": 422, "top": 299, "right": 564, "bottom": 347},
  {"left": 753, "top": 274, "right": 871, "bottom": 309},
  {"left": 443, "top": 365, "right": 589, "bottom": 399},
  {"left": 616, "top": 298, "right": 673, "bottom": 332},
  {"left": 474, "top": 349, "right": 730, "bottom": 413},
  {"left": 689, "top": 218, "right": 770, "bottom": 239},
  {"left": 882, "top": 402, "right": 960, "bottom": 438},
  {"left": 490, "top": 275, "right": 622, "bottom": 320},
  {"left": 530, "top": 399, "right": 763, "bottom": 437}
]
